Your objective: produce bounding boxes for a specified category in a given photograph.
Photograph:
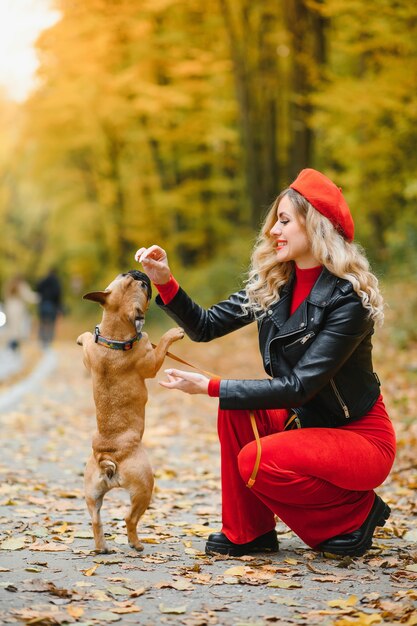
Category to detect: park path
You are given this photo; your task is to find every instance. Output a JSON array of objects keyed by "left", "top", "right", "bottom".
[{"left": 0, "top": 327, "right": 416, "bottom": 626}]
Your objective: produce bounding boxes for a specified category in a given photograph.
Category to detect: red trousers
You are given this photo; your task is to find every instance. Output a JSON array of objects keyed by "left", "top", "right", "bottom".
[{"left": 218, "top": 396, "right": 396, "bottom": 548}]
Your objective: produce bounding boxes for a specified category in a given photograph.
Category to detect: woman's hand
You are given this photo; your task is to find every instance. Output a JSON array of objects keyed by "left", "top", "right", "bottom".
[
  {"left": 160, "top": 369, "right": 210, "bottom": 395},
  {"left": 135, "top": 245, "right": 171, "bottom": 284}
]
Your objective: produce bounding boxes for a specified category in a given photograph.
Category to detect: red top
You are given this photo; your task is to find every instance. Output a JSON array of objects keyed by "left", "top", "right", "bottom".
[
  {"left": 290, "top": 264, "right": 322, "bottom": 314},
  {"left": 154, "top": 266, "right": 323, "bottom": 397}
]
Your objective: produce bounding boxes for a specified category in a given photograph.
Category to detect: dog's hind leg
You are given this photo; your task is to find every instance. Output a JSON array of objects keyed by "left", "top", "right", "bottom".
[
  {"left": 125, "top": 487, "right": 153, "bottom": 551},
  {"left": 85, "top": 458, "right": 111, "bottom": 553},
  {"left": 123, "top": 452, "right": 154, "bottom": 551},
  {"left": 85, "top": 491, "right": 110, "bottom": 553}
]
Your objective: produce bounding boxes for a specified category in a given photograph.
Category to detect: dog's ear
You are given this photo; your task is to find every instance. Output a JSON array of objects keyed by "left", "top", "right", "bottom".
[{"left": 83, "top": 290, "right": 111, "bottom": 305}]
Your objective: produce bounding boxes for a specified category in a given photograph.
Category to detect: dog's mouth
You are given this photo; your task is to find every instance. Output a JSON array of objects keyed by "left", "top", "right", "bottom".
[{"left": 135, "top": 315, "right": 145, "bottom": 334}]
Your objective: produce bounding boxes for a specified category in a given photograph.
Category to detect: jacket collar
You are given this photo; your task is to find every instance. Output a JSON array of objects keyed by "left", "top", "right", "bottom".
[{"left": 269, "top": 267, "right": 339, "bottom": 334}]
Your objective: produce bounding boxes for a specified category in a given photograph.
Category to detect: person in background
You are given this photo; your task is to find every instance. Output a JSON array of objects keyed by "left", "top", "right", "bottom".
[
  {"left": 2, "top": 275, "right": 39, "bottom": 352},
  {"left": 135, "top": 168, "right": 396, "bottom": 558},
  {"left": 36, "top": 268, "right": 63, "bottom": 348}
]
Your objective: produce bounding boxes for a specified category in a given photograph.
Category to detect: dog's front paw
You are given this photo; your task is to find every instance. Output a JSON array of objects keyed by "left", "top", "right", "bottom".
[
  {"left": 94, "top": 544, "right": 112, "bottom": 554},
  {"left": 77, "top": 331, "right": 91, "bottom": 346},
  {"left": 168, "top": 327, "right": 185, "bottom": 343}
]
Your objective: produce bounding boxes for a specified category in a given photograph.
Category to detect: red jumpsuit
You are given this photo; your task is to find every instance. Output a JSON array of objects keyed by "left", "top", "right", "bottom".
[
  {"left": 157, "top": 268, "right": 396, "bottom": 549},
  {"left": 217, "top": 400, "right": 395, "bottom": 548}
]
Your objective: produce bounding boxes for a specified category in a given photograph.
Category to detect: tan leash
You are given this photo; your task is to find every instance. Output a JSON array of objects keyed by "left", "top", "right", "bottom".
[
  {"left": 154, "top": 344, "right": 262, "bottom": 488},
  {"left": 246, "top": 411, "right": 262, "bottom": 488},
  {"left": 151, "top": 343, "right": 220, "bottom": 379}
]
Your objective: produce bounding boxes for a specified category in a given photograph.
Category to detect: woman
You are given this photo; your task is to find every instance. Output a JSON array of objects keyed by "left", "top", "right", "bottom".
[
  {"left": 135, "top": 168, "right": 396, "bottom": 558},
  {"left": 3, "top": 275, "right": 39, "bottom": 352}
]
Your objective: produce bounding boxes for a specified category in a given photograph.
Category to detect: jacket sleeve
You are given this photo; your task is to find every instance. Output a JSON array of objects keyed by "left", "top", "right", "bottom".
[
  {"left": 155, "top": 287, "right": 254, "bottom": 342},
  {"left": 219, "top": 292, "right": 373, "bottom": 410}
]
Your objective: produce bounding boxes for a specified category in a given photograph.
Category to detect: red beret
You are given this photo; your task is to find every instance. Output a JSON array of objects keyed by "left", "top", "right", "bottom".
[{"left": 289, "top": 168, "right": 354, "bottom": 242}]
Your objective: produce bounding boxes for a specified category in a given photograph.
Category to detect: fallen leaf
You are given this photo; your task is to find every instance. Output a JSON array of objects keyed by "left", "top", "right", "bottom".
[
  {"left": 93, "top": 611, "right": 121, "bottom": 622},
  {"left": 328, "top": 594, "right": 358, "bottom": 609},
  {"left": 29, "top": 542, "right": 68, "bottom": 552},
  {"left": 269, "top": 596, "right": 299, "bottom": 606},
  {"left": 403, "top": 529, "right": 417, "bottom": 541},
  {"left": 10, "top": 608, "right": 61, "bottom": 624},
  {"left": 129, "top": 587, "right": 147, "bottom": 598},
  {"left": 93, "top": 557, "right": 125, "bottom": 565},
  {"left": 53, "top": 522, "right": 69, "bottom": 534},
  {"left": 267, "top": 579, "right": 302, "bottom": 589},
  {"left": 90, "top": 589, "right": 112, "bottom": 602},
  {"left": 223, "top": 565, "right": 252, "bottom": 577},
  {"left": 222, "top": 576, "right": 240, "bottom": 584},
  {"left": 406, "top": 564, "right": 417, "bottom": 572},
  {"left": 186, "top": 524, "right": 217, "bottom": 538},
  {"left": 111, "top": 606, "right": 142, "bottom": 614},
  {"left": 333, "top": 613, "right": 382, "bottom": 626},
  {"left": 155, "top": 579, "right": 194, "bottom": 591},
  {"left": 0, "top": 537, "right": 26, "bottom": 550},
  {"left": 73, "top": 530, "right": 94, "bottom": 539},
  {"left": 81, "top": 563, "right": 99, "bottom": 576},
  {"left": 67, "top": 605, "right": 84, "bottom": 618},
  {"left": 107, "top": 585, "right": 131, "bottom": 596},
  {"left": 159, "top": 604, "right": 187, "bottom": 614}
]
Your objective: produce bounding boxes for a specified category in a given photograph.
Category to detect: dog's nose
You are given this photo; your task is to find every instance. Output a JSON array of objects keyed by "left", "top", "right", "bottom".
[{"left": 126, "top": 270, "right": 152, "bottom": 300}]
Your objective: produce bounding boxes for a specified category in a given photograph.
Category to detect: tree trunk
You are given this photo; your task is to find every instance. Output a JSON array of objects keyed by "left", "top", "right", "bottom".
[
  {"left": 283, "top": 0, "right": 327, "bottom": 180},
  {"left": 218, "top": 0, "right": 281, "bottom": 228}
]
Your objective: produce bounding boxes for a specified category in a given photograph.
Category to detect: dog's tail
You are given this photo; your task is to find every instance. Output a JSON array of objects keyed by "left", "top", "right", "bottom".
[{"left": 99, "top": 459, "right": 117, "bottom": 480}]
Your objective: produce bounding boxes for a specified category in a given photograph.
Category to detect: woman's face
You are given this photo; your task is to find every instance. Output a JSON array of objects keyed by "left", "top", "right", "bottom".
[{"left": 269, "top": 195, "right": 319, "bottom": 268}]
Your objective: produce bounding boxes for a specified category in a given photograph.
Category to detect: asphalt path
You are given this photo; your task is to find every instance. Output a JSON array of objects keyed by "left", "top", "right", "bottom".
[
  {"left": 0, "top": 347, "right": 57, "bottom": 412},
  {"left": 0, "top": 338, "right": 414, "bottom": 626}
]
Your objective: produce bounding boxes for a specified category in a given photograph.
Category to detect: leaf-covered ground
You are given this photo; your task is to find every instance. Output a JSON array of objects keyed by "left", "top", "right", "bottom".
[{"left": 0, "top": 318, "right": 416, "bottom": 626}]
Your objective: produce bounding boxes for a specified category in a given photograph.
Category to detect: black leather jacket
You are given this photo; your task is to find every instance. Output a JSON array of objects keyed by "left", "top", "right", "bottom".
[{"left": 156, "top": 268, "right": 381, "bottom": 428}]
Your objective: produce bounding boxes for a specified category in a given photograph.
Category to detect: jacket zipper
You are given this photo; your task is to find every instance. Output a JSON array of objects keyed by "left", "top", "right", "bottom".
[
  {"left": 330, "top": 378, "right": 350, "bottom": 418},
  {"left": 284, "top": 332, "right": 315, "bottom": 349},
  {"left": 267, "top": 331, "right": 315, "bottom": 374}
]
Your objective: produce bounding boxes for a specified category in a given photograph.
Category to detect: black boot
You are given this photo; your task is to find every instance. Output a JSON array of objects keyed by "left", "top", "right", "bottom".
[
  {"left": 317, "top": 495, "right": 391, "bottom": 557},
  {"left": 205, "top": 529, "right": 279, "bottom": 557}
]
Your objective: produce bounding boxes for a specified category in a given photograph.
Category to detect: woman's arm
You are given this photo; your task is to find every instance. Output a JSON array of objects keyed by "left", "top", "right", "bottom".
[
  {"left": 156, "top": 287, "right": 253, "bottom": 342},
  {"left": 159, "top": 291, "right": 373, "bottom": 408},
  {"left": 136, "top": 245, "right": 254, "bottom": 342}
]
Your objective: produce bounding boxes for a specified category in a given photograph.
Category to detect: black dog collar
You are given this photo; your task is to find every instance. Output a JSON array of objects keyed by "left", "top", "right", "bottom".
[{"left": 94, "top": 325, "right": 141, "bottom": 351}]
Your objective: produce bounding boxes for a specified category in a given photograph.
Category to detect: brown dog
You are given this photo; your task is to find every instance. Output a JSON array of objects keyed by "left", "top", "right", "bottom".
[{"left": 77, "top": 270, "right": 184, "bottom": 553}]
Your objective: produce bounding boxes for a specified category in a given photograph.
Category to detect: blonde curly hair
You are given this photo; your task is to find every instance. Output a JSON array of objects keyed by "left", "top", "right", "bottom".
[{"left": 244, "top": 189, "right": 384, "bottom": 325}]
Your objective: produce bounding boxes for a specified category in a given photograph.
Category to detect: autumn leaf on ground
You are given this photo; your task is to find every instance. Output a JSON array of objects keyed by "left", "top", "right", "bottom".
[
  {"left": 0, "top": 537, "right": 26, "bottom": 550},
  {"left": 328, "top": 594, "right": 359, "bottom": 609},
  {"left": 80, "top": 563, "right": 99, "bottom": 576},
  {"left": 155, "top": 578, "right": 195, "bottom": 591},
  {"left": 223, "top": 565, "right": 253, "bottom": 577},
  {"left": 111, "top": 605, "right": 142, "bottom": 614},
  {"left": 267, "top": 579, "right": 302, "bottom": 589},
  {"left": 67, "top": 605, "right": 84, "bottom": 619},
  {"left": 333, "top": 614, "right": 382, "bottom": 626},
  {"left": 159, "top": 603, "right": 187, "bottom": 614},
  {"left": 29, "top": 541, "right": 68, "bottom": 552}
]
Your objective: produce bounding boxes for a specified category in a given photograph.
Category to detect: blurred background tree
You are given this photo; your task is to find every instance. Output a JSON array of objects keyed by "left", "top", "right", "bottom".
[{"left": 0, "top": 0, "right": 416, "bottom": 310}]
